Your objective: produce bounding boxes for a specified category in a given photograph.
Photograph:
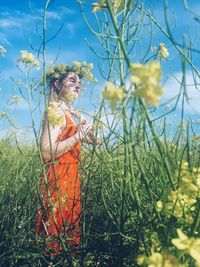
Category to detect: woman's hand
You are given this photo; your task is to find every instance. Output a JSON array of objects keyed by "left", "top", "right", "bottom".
[
  {"left": 76, "top": 120, "right": 92, "bottom": 141},
  {"left": 83, "top": 129, "right": 101, "bottom": 145}
]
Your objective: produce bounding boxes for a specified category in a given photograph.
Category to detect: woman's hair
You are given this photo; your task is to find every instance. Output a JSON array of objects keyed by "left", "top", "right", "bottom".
[{"left": 47, "top": 70, "right": 82, "bottom": 104}]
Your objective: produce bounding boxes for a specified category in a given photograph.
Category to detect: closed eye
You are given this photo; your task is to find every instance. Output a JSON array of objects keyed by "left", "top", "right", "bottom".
[
  {"left": 69, "top": 78, "right": 80, "bottom": 85},
  {"left": 70, "top": 78, "right": 75, "bottom": 83}
]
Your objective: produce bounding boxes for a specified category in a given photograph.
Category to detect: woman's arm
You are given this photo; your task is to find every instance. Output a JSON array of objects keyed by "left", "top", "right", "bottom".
[
  {"left": 40, "top": 109, "right": 92, "bottom": 161},
  {"left": 40, "top": 116, "right": 80, "bottom": 161}
]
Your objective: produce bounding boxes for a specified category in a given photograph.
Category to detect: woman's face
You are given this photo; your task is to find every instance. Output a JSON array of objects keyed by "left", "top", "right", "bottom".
[{"left": 58, "top": 71, "right": 81, "bottom": 100}]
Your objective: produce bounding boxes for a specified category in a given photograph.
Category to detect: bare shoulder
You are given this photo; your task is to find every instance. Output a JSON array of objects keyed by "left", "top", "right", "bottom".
[{"left": 41, "top": 108, "right": 66, "bottom": 134}]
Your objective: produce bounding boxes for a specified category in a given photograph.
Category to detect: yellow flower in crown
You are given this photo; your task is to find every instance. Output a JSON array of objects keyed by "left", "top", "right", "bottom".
[
  {"left": 130, "top": 60, "right": 163, "bottom": 107},
  {"left": 102, "top": 81, "right": 124, "bottom": 109},
  {"left": 47, "top": 101, "right": 65, "bottom": 127},
  {"left": 44, "top": 61, "right": 95, "bottom": 87},
  {"left": 158, "top": 43, "right": 169, "bottom": 60},
  {"left": 73, "top": 61, "right": 82, "bottom": 69},
  {"left": 171, "top": 228, "right": 200, "bottom": 263}
]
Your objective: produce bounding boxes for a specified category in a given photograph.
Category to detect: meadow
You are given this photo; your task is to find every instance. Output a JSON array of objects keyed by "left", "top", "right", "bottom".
[{"left": 0, "top": 0, "right": 200, "bottom": 266}]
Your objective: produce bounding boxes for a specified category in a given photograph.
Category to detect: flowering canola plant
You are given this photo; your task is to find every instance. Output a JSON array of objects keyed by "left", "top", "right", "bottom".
[
  {"left": 0, "top": 111, "right": 8, "bottom": 118},
  {"left": 157, "top": 162, "right": 200, "bottom": 224},
  {"left": 10, "top": 95, "right": 21, "bottom": 102},
  {"left": 92, "top": 0, "right": 131, "bottom": 13},
  {"left": 130, "top": 60, "right": 163, "bottom": 107},
  {"left": 47, "top": 101, "right": 65, "bottom": 127},
  {"left": 101, "top": 81, "right": 124, "bottom": 109},
  {"left": 17, "top": 50, "right": 40, "bottom": 69},
  {"left": 158, "top": 43, "right": 169, "bottom": 60},
  {"left": 0, "top": 45, "right": 6, "bottom": 57},
  {"left": 137, "top": 251, "right": 183, "bottom": 267},
  {"left": 171, "top": 228, "right": 200, "bottom": 264}
]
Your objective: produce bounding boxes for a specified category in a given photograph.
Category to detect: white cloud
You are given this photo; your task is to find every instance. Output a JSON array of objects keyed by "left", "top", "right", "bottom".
[
  {"left": 59, "top": 6, "right": 76, "bottom": 15},
  {"left": 46, "top": 6, "right": 76, "bottom": 20},
  {"left": 0, "top": 11, "right": 41, "bottom": 30},
  {"left": 64, "top": 23, "right": 76, "bottom": 38},
  {"left": 0, "top": 34, "right": 11, "bottom": 46},
  {"left": 0, "top": 129, "right": 9, "bottom": 139},
  {"left": 7, "top": 98, "right": 29, "bottom": 110},
  {"left": 0, "top": 18, "right": 21, "bottom": 29},
  {"left": 35, "top": 6, "right": 76, "bottom": 21},
  {"left": 161, "top": 71, "right": 200, "bottom": 115}
]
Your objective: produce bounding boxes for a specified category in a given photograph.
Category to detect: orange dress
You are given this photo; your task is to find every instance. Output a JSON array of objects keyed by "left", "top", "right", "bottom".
[{"left": 35, "top": 113, "right": 82, "bottom": 256}]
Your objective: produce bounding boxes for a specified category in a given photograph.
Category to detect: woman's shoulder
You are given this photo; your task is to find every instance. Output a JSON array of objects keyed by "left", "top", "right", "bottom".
[{"left": 41, "top": 103, "right": 67, "bottom": 130}]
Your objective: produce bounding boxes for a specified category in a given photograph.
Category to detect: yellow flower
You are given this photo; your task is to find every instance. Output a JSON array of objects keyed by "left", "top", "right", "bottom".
[
  {"left": 93, "top": 0, "right": 106, "bottom": 12},
  {"left": 81, "top": 68, "right": 89, "bottom": 76},
  {"left": 0, "top": 111, "right": 8, "bottom": 118},
  {"left": 171, "top": 228, "right": 200, "bottom": 263},
  {"left": 18, "top": 50, "right": 35, "bottom": 63},
  {"left": 156, "top": 200, "right": 163, "bottom": 212},
  {"left": 54, "top": 72, "right": 59, "bottom": 78},
  {"left": 159, "top": 124, "right": 164, "bottom": 129},
  {"left": 148, "top": 252, "right": 163, "bottom": 266},
  {"left": 88, "top": 63, "right": 93, "bottom": 69},
  {"left": 73, "top": 60, "right": 82, "bottom": 69},
  {"left": 137, "top": 255, "right": 146, "bottom": 265},
  {"left": 45, "top": 62, "right": 95, "bottom": 85},
  {"left": 0, "top": 45, "right": 6, "bottom": 57},
  {"left": 92, "top": 0, "right": 126, "bottom": 13},
  {"left": 92, "top": 120, "right": 105, "bottom": 131},
  {"left": 34, "top": 58, "right": 40, "bottom": 69},
  {"left": 17, "top": 50, "right": 40, "bottom": 69},
  {"left": 130, "top": 60, "right": 163, "bottom": 107},
  {"left": 113, "top": 0, "right": 124, "bottom": 13},
  {"left": 137, "top": 252, "right": 181, "bottom": 267},
  {"left": 47, "top": 101, "right": 65, "bottom": 127},
  {"left": 158, "top": 43, "right": 169, "bottom": 60},
  {"left": 64, "top": 91, "right": 78, "bottom": 101},
  {"left": 102, "top": 81, "right": 124, "bottom": 109},
  {"left": 11, "top": 95, "right": 21, "bottom": 102},
  {"left": 166, "top": 175, "right": 198, "bottom": 223},
  {"left": 151, "top": 46, "right": 157, "bottom": 52}
]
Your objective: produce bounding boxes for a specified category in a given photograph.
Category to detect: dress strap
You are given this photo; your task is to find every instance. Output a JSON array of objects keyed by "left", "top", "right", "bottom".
[{"left": 65, "top": 112, "right": 77, "bottom": 126}]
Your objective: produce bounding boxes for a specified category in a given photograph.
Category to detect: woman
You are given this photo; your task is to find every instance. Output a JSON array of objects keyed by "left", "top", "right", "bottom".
[{"left": 35, "top": 64, "right": 97, "bottom": 257}]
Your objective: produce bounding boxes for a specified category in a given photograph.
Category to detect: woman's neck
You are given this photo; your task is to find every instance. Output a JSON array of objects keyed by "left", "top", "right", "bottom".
[
  {"left": 58, "top": 97, "right": 71, "bottom": 107},
  {"left": 57, "top": 97, "right": 76, "bottom": 113}
]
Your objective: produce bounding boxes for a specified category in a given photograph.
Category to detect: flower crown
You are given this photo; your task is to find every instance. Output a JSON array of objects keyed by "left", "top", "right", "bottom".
[{"left": 43, "top": 61, "right": 95, "bottom": 86}]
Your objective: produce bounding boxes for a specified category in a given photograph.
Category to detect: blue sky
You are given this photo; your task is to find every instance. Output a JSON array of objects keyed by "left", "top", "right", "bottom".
[{"left": 0, "top": 0, "right": 200, "bottom": 143}]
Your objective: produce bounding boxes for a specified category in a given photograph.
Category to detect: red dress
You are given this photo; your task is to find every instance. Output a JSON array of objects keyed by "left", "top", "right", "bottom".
[{"left": 35, "top": 113, "right": 82, "bottom": 256}]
